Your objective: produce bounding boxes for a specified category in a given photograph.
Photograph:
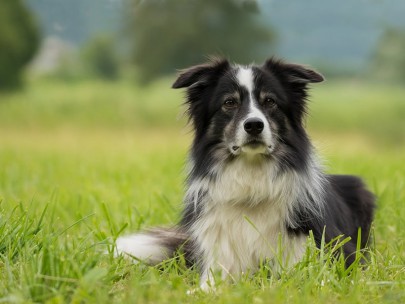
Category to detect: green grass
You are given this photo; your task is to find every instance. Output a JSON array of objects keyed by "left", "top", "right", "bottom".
[{"left": 0, "top": 78, "right": 404, "bottom": 303}]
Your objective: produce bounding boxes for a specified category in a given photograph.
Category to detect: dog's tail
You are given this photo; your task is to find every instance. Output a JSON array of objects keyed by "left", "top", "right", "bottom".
[{"left": 114, "top": 227, "right": 189, "bottom": 265}]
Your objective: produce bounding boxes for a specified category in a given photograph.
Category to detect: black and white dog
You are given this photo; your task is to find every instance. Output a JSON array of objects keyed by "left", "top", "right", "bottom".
[{"left": 115, "top": 58, "right": 375, "bottom": 290}]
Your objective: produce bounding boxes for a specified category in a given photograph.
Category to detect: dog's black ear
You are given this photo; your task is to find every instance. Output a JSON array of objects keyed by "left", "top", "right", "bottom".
[
  {"left": 172, "top": 58, "right": 230, "bottom": 89},
  {"left": 264, "top": 58, "right": 323, "bottom": 126},
  {"left": 264, "top": 58, "right": 324, "bottom": 84}
]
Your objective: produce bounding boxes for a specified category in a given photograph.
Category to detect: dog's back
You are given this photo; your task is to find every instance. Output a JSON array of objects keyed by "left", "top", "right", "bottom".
[{"left": 328, "top": 175, "right": 375, "bottom": 248}]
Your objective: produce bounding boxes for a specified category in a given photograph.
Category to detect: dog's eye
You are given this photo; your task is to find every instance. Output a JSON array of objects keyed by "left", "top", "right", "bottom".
[
  {"left": 223, "top": 99, "right": 238, "bottom": 109},
  {"left": 263, "top": 96, "right": 276, "bottom": 106}
]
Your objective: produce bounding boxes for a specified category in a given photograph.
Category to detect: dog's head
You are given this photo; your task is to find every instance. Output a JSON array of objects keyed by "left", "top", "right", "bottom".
[{"left": 173, "top": 57, "right": 323, "bottom": 169}]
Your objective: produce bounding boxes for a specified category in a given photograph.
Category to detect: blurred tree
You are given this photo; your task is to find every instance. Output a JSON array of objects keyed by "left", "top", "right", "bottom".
[
  {"left": 0, "top": 0, "right": 40, "bottom": 90},
  {"left": 371, "top": 28, "right": 405, "bottom": 83},
  {"left": 128, "top": 0, "right": 274, "bottom": 83},
  {"left": 82, "top": 36, "right": 120, "bottom": 80}
]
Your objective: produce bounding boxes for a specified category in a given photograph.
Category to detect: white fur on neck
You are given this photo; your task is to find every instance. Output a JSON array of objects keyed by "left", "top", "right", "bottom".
[
  {"left": 187, "top": 153, "right": 325, "bottom": 224},
  {"left": 185, "top": 151, "right": 325, "bottom": 288}
]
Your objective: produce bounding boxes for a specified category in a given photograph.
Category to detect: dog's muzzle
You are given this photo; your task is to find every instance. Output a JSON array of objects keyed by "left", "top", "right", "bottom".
[{"left": 229, "top": 116, "right": 275, "bottom": 156}]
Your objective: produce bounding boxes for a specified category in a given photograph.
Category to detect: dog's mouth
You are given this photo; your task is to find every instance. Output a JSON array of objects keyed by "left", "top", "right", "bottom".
[
  {"left": 231, "top": 139, "right": 273, "bottom": 156},
  {"left": 244, "top": 139, "right": 265, "bottom": 148}
]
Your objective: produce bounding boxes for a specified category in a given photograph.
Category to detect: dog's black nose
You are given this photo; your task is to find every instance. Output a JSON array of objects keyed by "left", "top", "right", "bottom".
[{"left": 244, "top": 118, "right": 264, "bottom": 135}]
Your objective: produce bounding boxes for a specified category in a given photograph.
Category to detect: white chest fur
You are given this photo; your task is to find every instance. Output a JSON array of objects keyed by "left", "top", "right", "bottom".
[
  {"left": 187, "top": 157, "right": 316, "bottom": 284},
  {"left": 192, "top": 203, "right": 307, "bottom": 275}
]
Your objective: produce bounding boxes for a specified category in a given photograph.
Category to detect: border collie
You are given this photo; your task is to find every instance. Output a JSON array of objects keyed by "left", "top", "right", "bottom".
[{"left": 115, "top": 58, "right": 375, "bottom": 291}]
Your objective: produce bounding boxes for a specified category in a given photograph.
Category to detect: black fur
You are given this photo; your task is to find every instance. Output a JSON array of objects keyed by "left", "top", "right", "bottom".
[{"left": 288, "top": 175, "right": 375, "bottom": 265}]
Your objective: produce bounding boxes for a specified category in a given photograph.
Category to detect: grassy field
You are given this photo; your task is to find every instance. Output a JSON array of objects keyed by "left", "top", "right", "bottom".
[{"left": 0, "top": 78, "right": 404, "bottom": 303}]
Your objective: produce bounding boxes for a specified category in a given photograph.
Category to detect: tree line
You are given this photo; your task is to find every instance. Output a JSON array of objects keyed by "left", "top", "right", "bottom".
[
  {"left": 1, "top": 0, "right": 404, "bottom": 90},
  {"left": 0, "top": 0, "right": 274, "bottom": 88}
]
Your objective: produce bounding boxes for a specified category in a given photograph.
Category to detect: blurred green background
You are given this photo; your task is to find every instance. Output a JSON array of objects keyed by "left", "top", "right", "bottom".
[
  {"left": 0, "top": 0, "right": 404, "bottom": 302},
  {"left": 1, "top": 0, "right": 404, "bottom": 142}
]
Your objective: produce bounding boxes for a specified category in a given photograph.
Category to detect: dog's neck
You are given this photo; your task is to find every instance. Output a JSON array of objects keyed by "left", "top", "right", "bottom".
[{"left": 185, "top": 152, "right": 326, "bottom": 227}]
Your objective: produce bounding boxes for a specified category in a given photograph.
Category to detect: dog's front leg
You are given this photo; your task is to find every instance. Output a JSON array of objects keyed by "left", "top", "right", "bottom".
[
  {"left": 186, "top": 260, "right": 221, "bottom": 294},
  {"left": 199, "top": 267, "right": 217, "bottom": 292},
  {"left": 198, "top": 255, "right": 238, "bottom": 292}
]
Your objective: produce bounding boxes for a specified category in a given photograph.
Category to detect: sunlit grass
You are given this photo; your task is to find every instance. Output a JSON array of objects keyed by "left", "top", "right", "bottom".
[{"left": 0, "top": 79, "right": 404, "bottom": 302}]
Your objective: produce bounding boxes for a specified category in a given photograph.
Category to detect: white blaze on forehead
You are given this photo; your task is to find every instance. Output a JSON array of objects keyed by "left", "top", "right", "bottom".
[
  {"left": 236, "top": 66, "right": 257, "bottom": 113},
  {"left": 233, "top": 66, "right": 274, "bottom": 151},
  {"left": 236, "top": 67, "right": 254, "bottom": 94},
  {"left": 236, "top": 66, "right": 261, "bottom": 116}
]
